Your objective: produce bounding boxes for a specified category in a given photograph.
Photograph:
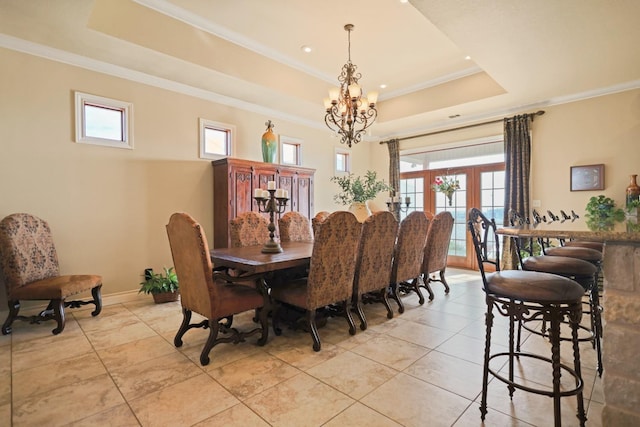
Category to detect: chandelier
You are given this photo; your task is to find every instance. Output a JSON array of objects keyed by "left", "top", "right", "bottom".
[{"left": 324, "top": 24, "right": 378, "bottom": 148}]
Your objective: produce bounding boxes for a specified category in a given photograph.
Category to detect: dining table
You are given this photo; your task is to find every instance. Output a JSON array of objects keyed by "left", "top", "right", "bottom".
[
  {"left": 210, "top": 241, "right": 313, "bottom": 275},
  {"left": 497, "top": 216, "right": 640, "bottom": 426}
]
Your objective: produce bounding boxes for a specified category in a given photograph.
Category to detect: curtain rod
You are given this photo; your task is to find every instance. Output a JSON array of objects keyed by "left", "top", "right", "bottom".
[{"left": 380, "top": 110, "right": 545, "bottom": 144}]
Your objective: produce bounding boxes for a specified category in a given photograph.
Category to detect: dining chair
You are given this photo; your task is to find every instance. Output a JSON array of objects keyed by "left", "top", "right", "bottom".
[
  {"left": 311, "top": 211, "right": 330, "bottom": 236},
  {"left": 389, "top": 211, "right": 429, "bottom": 314},
  {"left": 271, "top": 211, "right": 361, "bottom": 351},
  {"left": 166, "top": 212, "right": 268, "bottom": 366},
  {"left": 278, "top": 211, "right": 313, "bottom": 242},
  {"left": 0, "top": 213, "right": 102, "bottom": 335},
  {"left": 419, "top": 211, "right": 454, "bottom": 301},
  {"left": 468, "top": 208, "right": 586, "bottom": 426},
  {"left": 352, "top": 211, "right": 398, "bottom": 329},
  {"left": 229, "top": 211, "right": 270, "bottom": 248}
]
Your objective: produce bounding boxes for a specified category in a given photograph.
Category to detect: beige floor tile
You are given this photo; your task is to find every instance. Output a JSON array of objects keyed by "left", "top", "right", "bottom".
[
  {"left": 73, "top": 304, "right": 138, "bottom": 332},
  {"left": 97, "top": 335, "right": 176, "bottom": 371},
  {"left": 194, "top": 403, "right": 270, "bottom": 427},
  {"left": 587, "top": 400, "right": 604, "bottom": 426},
  {"left": 307, "top": 351, "right": 397, "bottom": 399},
  {"left": 428, "top": 300, "right": 487, "bottom": 320},
  {"left": 110, "top": 351, "right": 202, "bottom": 401},
  {"left": 386, "top": 320, "right": 456, "bottom": 349},
  {"left": 267, "top": 331, "right": 345, "bottom": 370},
  {"left": 130, "top": 374, "right": 239, "bottom": 426},
  {"left": 13, "top": 352, "right": 106, "bottom": 401},
  {"left": 361, "top": 372, "right": 471, "bottom": 427},
  {"left": 402, "top": 306, "right": 474, "bottom": 333},
  {"left": 453, "top": 403, "right": 533, "bottom": 426},
  {"left": 350, "top": 334, "right": 430, "bottom": 370},
  {"left": 436, "top": 333, "right": 508, "bottom": 366},
  {"left": 244, "top": 372, "right": 354, "bottom": 426},
  {"left": 405, "top": 350, "right": 484, "bottom": 400},
  {"left": 323, "top": 402, "right": 402, "bottom": 426},
  {"left": 0, "top": 333, "right": 10, "bottom": 347},
  {"left": 11, "top": 331, "right": 93, "bottom": 372},
  {"left": 590, "top": 372, "right": 604, "bottom": 403},
  {"left": 67, "top": 403, "right": 140, "bottom": 426},
  {"left": 208, "top": 351, "right": 300, "bottom": 400},
  {"left": 12, "top": 373, "right": 124, "bottom": 426},
  {"left": 85, "top": 321, "right": 157, "bottom": 350},
  {"left": 8, "top": 315, "right": 83, "bottom": 344},
  {"left": 0, "top": 403, "right": 10, "bottom": 427}
]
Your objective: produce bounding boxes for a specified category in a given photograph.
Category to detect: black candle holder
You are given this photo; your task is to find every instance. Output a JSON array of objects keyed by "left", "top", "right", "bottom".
[
  {"left": 386, "top": 199, "right": 411, "bottom": 221},
  {"left": 254, "top": 189, "right": 289, "bottom": 253}
]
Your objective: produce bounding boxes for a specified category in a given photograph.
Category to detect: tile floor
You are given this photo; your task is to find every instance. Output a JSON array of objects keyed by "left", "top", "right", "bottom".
[{"left": 0, "top": 269, "right": 603, "bottom": 426}]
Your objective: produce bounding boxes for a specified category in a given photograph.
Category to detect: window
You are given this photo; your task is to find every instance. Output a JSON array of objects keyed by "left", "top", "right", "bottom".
[
  {"left": 335, "top": 148, "right": 351, "bottom": 174},
  {"left": 279, "top": 135, "right": 302, "bottom": 165},
  {"left": 75, "top": 91, "right": 133, "bottom": 149},
  {"left": 199, "top": 118, "right": 234, "bottom": 159}
]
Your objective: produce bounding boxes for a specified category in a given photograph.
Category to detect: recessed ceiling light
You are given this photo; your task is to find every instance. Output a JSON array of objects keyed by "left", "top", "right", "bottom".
[
  {"left": 301, "top": 45, "right": 312, "bottom": 53},
  {"left": 379, "top": 84, "right": 387, "bottom": 89},
  {"left": 465, "top": 55, "right": 471, "bottom": 60}
]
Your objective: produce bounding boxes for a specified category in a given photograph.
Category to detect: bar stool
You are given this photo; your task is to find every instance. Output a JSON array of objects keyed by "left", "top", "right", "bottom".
[
  {"left": 468, "top": 208, "right": 587, "bottom": 427},
  {"left": 514, "top": 237, "right": 602, "bottom": 376},
  {"left": 563, "top": 240, "right": 604, "bottom": 252}
]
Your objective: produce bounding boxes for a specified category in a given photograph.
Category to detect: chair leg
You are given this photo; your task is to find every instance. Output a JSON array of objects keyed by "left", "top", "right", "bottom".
[
  {"left": 91, "top": 285, "right": 102, "bottom": 316},
  {"left": 256, "top": 306, "right": 269, "bottom": 346},
  {"left": 51, "top": 299, "right": 66, "bottom": 335},
  {"left": 272, "top": 301, "right": 282, "bottom": 336},
  {"left": 174, "top": 308, "right": 192, "bottom": 347},
  {"left": 200, "top": 319, "right": 220, "bottom": 366},
  {"left": 307, "top": 309, "right": 321, "bottom": 351},
  {"left": 2, "top": 300, "right": 20, "bottom": 335},
  {"left": 390, "top": 283, "right": 405, "bottom": 313},
  {"left": 381, "top": 288, "right": 394, "bottom": 320},
  {"left": 354, "top": 299, "right": 367, "bottom": 331},
  {"left": 422, "top": 276, "right": 434, "bottom": 302},
  {"left": 549, "top": 309, "right": 562, "bottom": 427},
  {"left": 344, "top": 300, "right": 356, "bottom": 335},
  {"left": 570, "top": 308, "right": 588, "bottom": 426},
  {"left": 413, "top": 277, "right": 426, "bottom": 304},
  {"left": 480, "top": 297, "right": 494, "bottom": 421},
  {"left": 439, "top": 269, "right": 450, "bottom": 294}
]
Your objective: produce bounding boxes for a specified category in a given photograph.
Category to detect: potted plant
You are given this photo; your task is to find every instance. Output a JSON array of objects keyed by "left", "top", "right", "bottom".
[
  {"left": 626, "top": 199, "right": 640, "bottom": 217},
  {"left": 139, "top": 266, "right": 180, "bottom": 303},
  {"left": 431, "top": 176, "right": 460, "bottom": 206},
  {"left": 330, "top": 171, "right": 390, "bottom": 220},
  {"left": 584, "top": 195, "right": 625, "bottom": 231}
]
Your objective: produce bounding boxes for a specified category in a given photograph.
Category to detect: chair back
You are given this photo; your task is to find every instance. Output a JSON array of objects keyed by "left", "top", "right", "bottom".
[
  {"left": 0, "top": 213, "right": 60, "bottom": 297},
  {"left": 311, "top": 211, "right": 330, "bottom": 236},
  {"left": 391, "top": 211, "right": 429, "bottom": 283},
  {"left": 421, "top": 211, "right": 454, "bottom": 275},
  {"left": 278, "top": 211, "right": 313, "bottom": 242},
  {"left": 354, "top": 211, "right": 398, "bottom": 296},
  {"left": 166, "top": 213, "right": 216, "bottom": 317},
  {"left": 229, "top": 211, "right": 270, "bottom": 247},
  {"left": 307, "top": 211, "right": 361, "bottom": 309},
  {"left": 467, "top": 208, "right": 501, "bottom": 289}
]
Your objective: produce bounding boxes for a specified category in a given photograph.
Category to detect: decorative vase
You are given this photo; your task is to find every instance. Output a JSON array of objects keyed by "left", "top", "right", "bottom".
[
  {"left": 445, "top": 190, "right": 455, "bottom": 206},
  {"left": 349, "top": 201, "right": 372, "bottom": 222},
  {"left": 626, "top": 174, "right": 640, "bottom": 206},
  {"left": 261, "top": 120, "right": 277, "bottom": 163}
]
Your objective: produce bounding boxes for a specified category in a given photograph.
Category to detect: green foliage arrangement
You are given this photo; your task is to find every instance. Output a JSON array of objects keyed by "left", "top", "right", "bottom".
[
  {"left": 584, "top": 195, "right": 625, "bottom": 231},
  {"left": 139, "top": 266, "right": 179, "bottom": 295},
  {"left": 330, "top": 171, "right": 391, "bottom": 205}
]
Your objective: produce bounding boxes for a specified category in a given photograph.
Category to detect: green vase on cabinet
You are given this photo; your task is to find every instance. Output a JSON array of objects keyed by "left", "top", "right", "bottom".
[{"left": 261, "top": 120, "right": 277, "bottom": 163}]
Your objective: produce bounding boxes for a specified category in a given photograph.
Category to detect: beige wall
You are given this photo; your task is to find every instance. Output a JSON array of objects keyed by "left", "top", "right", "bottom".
[
  {"left": 1, "top": 46, "right": 638, "bottom": 305},
  {"left": 0, "top": 47, "right": 382, "bottom": 304}
]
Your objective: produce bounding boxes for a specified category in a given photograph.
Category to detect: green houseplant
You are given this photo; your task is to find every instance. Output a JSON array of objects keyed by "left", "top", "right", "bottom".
[
  {"left": 584, "top": 195, "right": 625, "bottom": 231},
  {"left": 330, "top": 171, "right": 390, "bottom": 221},
  {"left": 139, "top": 266, "right": 179, "bottom": 304}
]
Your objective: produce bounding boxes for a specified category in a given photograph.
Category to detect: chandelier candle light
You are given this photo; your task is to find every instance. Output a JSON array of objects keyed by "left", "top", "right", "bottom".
[
  {"left": 253, "top": 181, "right": 289, "bottom": 253},
  {"left": 324, "top": 24, "right": 378, "bottom": 148}
]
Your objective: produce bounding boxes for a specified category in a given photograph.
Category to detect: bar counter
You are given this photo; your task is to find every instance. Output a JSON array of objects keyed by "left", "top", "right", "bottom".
[{"left": 498, "top": 218, "right": 640, "bottom": 425}]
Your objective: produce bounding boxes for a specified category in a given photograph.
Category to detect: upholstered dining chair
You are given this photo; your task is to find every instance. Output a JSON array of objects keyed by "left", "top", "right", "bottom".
[
  {"left": 352, "top": 211, "right": 398, "bottom": 329},
  {"left": 278, "top": 211, "right": 313, "bottom": 242},
  {"left": 271, "top": 211, "right": 361, "bottom": 351},
  {"left": 311, "top": 211, "right": 330, "bottom": 236},
  {"left": 229, "top": 211, "right": 270, "bottom": 248},
  {"left": 166, "top": 212, "right": 268, "bottom": 366},
  {"left": 419, "top": 211, "right": 454, "bottom": 301},
  {"left": 0, "top": 213, "right": 102, "bottom": 335},
  {"left": 389, "top": 211, "right": 430, "bottom": 313}
]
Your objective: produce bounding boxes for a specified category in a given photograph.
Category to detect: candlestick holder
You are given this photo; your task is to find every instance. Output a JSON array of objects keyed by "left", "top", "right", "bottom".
[
  {"left": 254, "top": 189, "right": 289, "bottom": 253},
  {"left": 386, "top": 199, "right": 411, "bottom": 221}
]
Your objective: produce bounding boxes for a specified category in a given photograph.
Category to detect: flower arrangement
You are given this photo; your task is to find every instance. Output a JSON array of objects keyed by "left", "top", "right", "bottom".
[
  {"left": 330, "top": 170, "right": 390, "bottom": 206},
  {"left": 431, "top": 176, "right": 460, "bottom": 206}
]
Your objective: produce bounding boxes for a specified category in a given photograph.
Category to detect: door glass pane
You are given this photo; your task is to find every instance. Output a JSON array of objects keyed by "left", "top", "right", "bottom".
[
  {"left": 399, "top": 177, "right": 424, "bottom": 221},
  {"left": 434, "top": 173, "right": 466, "bottom": 257},
  {"left": 481, "top": 171, "right": 506, "bottom": 227}
]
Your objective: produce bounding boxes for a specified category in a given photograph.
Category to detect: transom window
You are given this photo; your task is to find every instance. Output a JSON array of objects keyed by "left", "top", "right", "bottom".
[
  {"left": 199, "top": 118, "right": 234, "bottom": 159},
  {"left": 335, "top": 148, "right": 351, "bottom": 174},
  {"left": 279, "top": 136, "right": 302, "bottom": 165},
  {"left": 74, "top": 91, "right": 133, "bottom": 149}
]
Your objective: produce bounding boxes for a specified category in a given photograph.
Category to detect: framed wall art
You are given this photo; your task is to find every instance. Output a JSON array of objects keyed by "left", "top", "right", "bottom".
[{"left": 570, "top": 164, "right": 604, "bottom": 191}]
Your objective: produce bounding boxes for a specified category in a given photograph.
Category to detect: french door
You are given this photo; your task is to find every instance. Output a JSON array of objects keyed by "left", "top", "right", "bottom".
[{"left": 400, "top": 163, "right": 505, "bottom": 269}]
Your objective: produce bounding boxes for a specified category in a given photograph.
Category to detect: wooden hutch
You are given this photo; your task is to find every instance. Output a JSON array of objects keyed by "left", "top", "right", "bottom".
[{"left": 212, "top": 158, "right": 315, "bottom": 248}]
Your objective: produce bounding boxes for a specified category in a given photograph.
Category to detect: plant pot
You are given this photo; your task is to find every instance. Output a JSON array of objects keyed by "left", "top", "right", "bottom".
[
  {"left": 152, "top": 291, "right": 179, "bottom": 304},
  {"left": 349, "top": 201, "right": 371, "bottom": 222}
]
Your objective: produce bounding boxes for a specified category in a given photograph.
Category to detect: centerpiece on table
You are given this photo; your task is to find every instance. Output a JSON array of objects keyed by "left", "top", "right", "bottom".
[
  {"left": 330, "top": 170, "right": 390, "bottom": 221},
  {"left": 431, "top": 176, "right": 460, "bottom": 206}
]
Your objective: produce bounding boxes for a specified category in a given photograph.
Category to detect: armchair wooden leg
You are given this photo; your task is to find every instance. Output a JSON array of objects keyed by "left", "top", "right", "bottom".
[
  {"left": 91, "top": 284, "right": 102, "bottom": 316},
  {"left": 2, "top": 300, "right": 20, "bottom": 335},
  {"left": 174, "top": 308, "right": 192, "bottom": 347},
  {"left": 354, "top": 300, "right": 367, "bottom": 331},
  {"left": 51, "top": 298, "right": 66, "bottom": 335},
  {"left": 344, "top": 300, "right": 356, "bottom": 335},
  {"left": 440, "top": 270, "right": 450, "bottom": 294},
  {"left": 307, "top": 310, "right": 321, "bottom": 352},
  {"left": 200, "top": 320, "right": 220, "bottom": 366},
  {"left": 381, "top": 288, "right": 394, "bottom": 319}
]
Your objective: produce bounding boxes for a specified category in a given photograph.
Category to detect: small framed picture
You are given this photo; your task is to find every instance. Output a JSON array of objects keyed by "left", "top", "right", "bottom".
[{"left": 570, "top": 164, "right": 604, "bottom": 191}]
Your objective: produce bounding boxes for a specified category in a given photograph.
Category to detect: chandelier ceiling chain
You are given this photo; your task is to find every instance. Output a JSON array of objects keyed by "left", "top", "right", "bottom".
[{"left": 324, "top": 24, "right": 378, "bottom": 148}]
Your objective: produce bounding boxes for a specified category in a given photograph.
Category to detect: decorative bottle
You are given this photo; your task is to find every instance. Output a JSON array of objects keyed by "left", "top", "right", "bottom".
[
  {"left": 626, "top": 174, "right": 640, "bottom": 206},
  {"left": 261, "top": 120, "right": 277, "bottom": 163}
]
